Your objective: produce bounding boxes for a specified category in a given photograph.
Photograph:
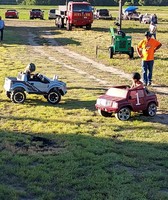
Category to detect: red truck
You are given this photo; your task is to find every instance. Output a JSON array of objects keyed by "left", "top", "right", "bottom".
[{"left": 55, "top": 1, "right": 93, "bottom": 31}]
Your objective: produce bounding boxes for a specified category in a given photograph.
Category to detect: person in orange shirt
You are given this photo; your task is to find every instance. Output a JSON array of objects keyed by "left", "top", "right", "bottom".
[{"left": 136, "top": 31, "right": 162, "bottom": 86}]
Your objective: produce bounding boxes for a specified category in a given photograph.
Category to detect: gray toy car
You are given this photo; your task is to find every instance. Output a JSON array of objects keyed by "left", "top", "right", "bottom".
[{"left": 4, "top": 72, "right": 67, "bottom": 104}]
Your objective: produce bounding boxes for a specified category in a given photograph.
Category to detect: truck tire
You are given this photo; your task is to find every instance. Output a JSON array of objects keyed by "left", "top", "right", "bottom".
[
  {"left": 11, "top": 89, "right": 26, "bottom": 103},
  {"left": 66, "top": 21, "right": 72, "bottom": 31},
  {"left": 55, "top": 17, "right": 60, "bottom": 28},
  {"left": 86, "top": 24, "right": 91, "bottom": 30},
  {"left": 61, "top": 18, "right": 64, "bottom": 28}
]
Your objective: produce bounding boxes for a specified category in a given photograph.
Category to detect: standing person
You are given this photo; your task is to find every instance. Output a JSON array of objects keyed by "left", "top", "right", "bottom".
[
  {"left": 136, "top": 31, "right": 162, "bottom": 86},
  {"left": 0, "top": 16, "right": 5, "bottom": 42},
  {"left": 139, "top": 14, "right": 143, "bottom": 23},
  {"left": 151, "top": 14, "right": 158, "bottom": 24},
  {"left": 149, "top": 21, "right": 157, "bottom": 39}
]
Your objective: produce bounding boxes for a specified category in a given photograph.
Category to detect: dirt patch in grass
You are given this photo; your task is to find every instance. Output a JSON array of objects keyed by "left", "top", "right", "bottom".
[{"left": 2, "top": 135, "right": 66, "bottom": 155}]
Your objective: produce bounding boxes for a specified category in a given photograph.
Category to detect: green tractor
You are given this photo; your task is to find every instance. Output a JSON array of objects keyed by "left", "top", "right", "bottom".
[{"left": 109, "top": 27, "right": 134, "bottom": 59}]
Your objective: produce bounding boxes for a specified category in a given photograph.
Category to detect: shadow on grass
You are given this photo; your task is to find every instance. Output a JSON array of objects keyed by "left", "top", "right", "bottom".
[
  {"left": 155, "top": 56, "right": 168, "bottom": 61},
  {"left": 4, "top": 25, "right": 81, "bottom": 46},
  {"left": 1, "top": 97, "right": 168, "bottom": 125},
  {"left": 0, "top": 129, "right": 167, "bottom": 200}
]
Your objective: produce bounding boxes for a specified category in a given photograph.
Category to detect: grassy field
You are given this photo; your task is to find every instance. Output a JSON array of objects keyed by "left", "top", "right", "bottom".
[{"left": 0, "top": 5, "right": 168, "bottom": 200}]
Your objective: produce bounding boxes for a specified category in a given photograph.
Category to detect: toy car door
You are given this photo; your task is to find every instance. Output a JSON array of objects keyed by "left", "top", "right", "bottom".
[
  {"left": 128, "top": 88, "right": 146, "bottom": 111},
  {"left": 29, "top": 75, "right": 49, "bottom": 92}
]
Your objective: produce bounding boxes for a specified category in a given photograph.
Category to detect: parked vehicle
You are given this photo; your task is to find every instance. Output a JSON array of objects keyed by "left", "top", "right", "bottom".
[
  {"left": 30, "top": 9, "right": 44, "bottom": 20},
  {"left": 141, "top": 13, "right": 152, "bottom": 24},
  {"left": 94, "top": 9, "right": 112, "bottom": 20},
  {"left": 122, "top": 6, "right": 139, "bottom": 20},
  {"left": 95, "top": 85, "right": 158, "bottom": 121},
  {"left": 48, "top": 9, "right": 56, "bottom": 20},
  {"left": 55, "top": 1, "right": 93, "bottom": 31},
  {"left": 4, "top": 72, "right": 67, "bottom": 104},
  {"left": 5, "top": 9, "right": 19, "bottom": 19}
]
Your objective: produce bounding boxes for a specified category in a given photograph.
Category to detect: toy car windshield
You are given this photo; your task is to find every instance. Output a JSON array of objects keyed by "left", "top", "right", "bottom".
[{"left": 106, "top": 88, "right": 128, "bottom": 98}]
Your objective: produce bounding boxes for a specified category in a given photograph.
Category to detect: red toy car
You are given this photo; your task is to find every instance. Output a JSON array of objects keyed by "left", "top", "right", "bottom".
[
  {"left": 5, "top": 10, "right": 19, "bottom": 19},
  {"left": 95, "top": 85, "right": 158, "bottom": 120}
]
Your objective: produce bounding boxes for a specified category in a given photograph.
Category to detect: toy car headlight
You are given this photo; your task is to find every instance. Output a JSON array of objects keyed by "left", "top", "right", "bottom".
[
  {"left": 106, "top": 100, "right": 112, "bottom": 106},
  {"left": 96, "top": 99, "right": 112, "bottom": 107},
  {"left": 112, "top": 102, "right": 118, "bottom": 108}
]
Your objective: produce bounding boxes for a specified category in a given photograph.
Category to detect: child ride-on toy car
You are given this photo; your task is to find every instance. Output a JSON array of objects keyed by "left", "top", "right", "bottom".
[
  {"left": 4, "top": 67, "right": 67, "bottom": 104},
  {"left": 95, "top": 85, "right": 158, "bottom": 121}
]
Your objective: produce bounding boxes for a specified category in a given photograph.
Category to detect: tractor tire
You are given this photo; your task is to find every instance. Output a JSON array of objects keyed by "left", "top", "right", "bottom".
[
  {"left": 109, "top": 47, "right": 114, "bottom": 59},
  {"left": 129, "top": 47, "right": 134, "bottom": 59}
]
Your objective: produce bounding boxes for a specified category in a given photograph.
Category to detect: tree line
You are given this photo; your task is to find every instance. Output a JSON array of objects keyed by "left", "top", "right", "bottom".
[{"left": 16, "top": 0, "right": 168, "bottom": 6}]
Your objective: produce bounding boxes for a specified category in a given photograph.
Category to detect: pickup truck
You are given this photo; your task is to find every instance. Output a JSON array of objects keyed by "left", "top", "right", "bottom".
[
  {"left": 55, "top": 1, "right": 93, "bottom": 30},
  {"left": 94, "top": 9, "right": 112, "bottom": 20},
  {"left": 30, "top": 9, "right": 44, "bottom": 20},
  {"left": 4, "top": 72, "right": 67, "bottom": 104}
]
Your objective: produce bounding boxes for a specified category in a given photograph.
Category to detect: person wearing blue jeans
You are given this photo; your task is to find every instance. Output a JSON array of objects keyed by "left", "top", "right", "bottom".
[
  {"left": 142, "top": 60, "right": 154, "bottom": 86},
  {"left": 137, "top": 31, "right": 162, "bottom": 86},
  {"left": 0, "top": 16, "right": 5, "bottom": 42}
]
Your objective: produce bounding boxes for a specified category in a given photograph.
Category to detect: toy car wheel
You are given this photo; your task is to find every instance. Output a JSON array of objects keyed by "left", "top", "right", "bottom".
[
  {"left": 47, "top": 90, "right": 61, "bottom": 104},
  {"left": 143, "top": 103, "right": 157, "bottom": 117},
  {"left": 115, "top": 107, "right": 131, "bottom": 121},
  {"left": 43, "top": 94, "right": 48, "bottom": 99},
  {"left": 6, "top": 91, "right": 11, "bottom": 99},
  {"left": 109, "top": 47, "right": 114, "bottom": 59},
  {"left": 11, "top": 90, "right": 26, "bottom": 103},
  {"left": 98, "top": 109, "right": 112, "bottom": 117}
]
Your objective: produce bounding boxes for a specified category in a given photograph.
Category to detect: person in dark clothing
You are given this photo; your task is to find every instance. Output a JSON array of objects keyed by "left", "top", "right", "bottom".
[{"left": 0, "top": 16, "right": 5, "bottom": 42}]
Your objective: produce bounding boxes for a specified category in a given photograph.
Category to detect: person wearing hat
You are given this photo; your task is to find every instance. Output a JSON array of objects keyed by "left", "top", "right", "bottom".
[
  {"left": 136, "top": 31, "right": 162, "bottom": 86},
  {"left": 0, "top": 16, "right": 5, "bottom": 42}
]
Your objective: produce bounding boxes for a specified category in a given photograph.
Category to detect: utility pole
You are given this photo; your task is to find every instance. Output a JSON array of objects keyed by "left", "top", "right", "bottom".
[{"left": 118, "top": 0, "right": 122, "bottom": 31}]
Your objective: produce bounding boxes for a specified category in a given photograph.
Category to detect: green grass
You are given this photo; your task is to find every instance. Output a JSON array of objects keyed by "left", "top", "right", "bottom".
[{"left": 0, "top": 5, "right": 168, "bottom": 200}]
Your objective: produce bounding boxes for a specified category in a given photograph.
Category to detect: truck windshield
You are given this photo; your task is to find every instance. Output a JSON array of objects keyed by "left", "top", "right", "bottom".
[{"left": 73, "top": 4, "right": 91, "bottom": 12}]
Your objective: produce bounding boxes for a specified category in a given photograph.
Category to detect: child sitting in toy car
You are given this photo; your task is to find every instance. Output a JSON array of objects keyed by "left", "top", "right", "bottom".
[
  {"left": 131, "top": 72, "right": 144, "bottom": 88},
  {"left": 24, "top": 63, "right": 36, "bottom": 81}
]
